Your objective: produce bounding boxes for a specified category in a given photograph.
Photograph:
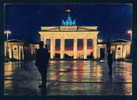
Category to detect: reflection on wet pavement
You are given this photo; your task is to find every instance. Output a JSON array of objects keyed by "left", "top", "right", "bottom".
[{"left": 4, "top": 60, "right": 132, "bottom": 95}]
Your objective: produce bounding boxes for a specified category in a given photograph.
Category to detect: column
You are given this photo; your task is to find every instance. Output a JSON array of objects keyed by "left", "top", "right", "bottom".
[
  {"left": 126, "top": 43, "right": 131, "bottom": 56},
  {"left": 43, "top": 38, "right": 46, "bottom": 46},
  {"left": 125, "top": 44, "right": 128, "bottom": 58},
  {"left": 122, "top": 45, "right": 124, "bottom": 59},
  {"left": 84, "top": 39, "right": 87, "bottom": 59},
  {"left": 4, "top": 42, "right": 6, "bottom": 57},
  {"left": 8, "top": 44, "right": 12, "bottom": 59},
  {"left": 40, "top": 34, "right": 44, "bottom": 43},
  {"left": 60, "top": 39, "right": 65, "bottom": 59},
  {"left": 50, "top": 39, "right": 55, "bottom": 59},
  {"left": 115, "top": 45, "right": 117, "bottom": 59},
  {"left": 73, "top": 39, "right": 78, "bottom": 59},
  {"left": 19, "top": 46, "right": 21, "bottom": 60},
  {"left": 104, "top": 46, "right": 107, "bottom": 61},
  {"left": 93, "top": 39, "right": 97, "bottom": 60},
  {"left": 18, "top": 44, "right": 20, "bottom": 60},
  {"left": 97, "top": 47, "right": 100, "bottom": 59},
  {"left": 20, "top": 45, "right": 23, "bottom": 60},
  {"left": 123, "top": 45, "right": 127, "bottom": 58},
  {"left": 22, "top": 45, "right": 24, "bottom": 60}
]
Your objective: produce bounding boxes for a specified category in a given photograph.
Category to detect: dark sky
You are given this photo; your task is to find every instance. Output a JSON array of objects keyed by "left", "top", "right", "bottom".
[{"left": 5, "top": 4, "right": 132, "bottom": 43}]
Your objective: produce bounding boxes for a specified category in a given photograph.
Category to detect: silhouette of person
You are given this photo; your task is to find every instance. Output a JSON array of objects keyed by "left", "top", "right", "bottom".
[
  {"left": 23, "top": 43, "right": 33, "bottom": 70},
  {"left": 107, "top": 52, "right": 113, "bottom": 76},
  {"left": 24, "top": 44, "right": 32, "bottom": 60},
  {"left": 35, "top": 41, "right": 50, "bottom": 88},
  {"left": 106, "top": 40, "right": 113, "bottom": 76}
]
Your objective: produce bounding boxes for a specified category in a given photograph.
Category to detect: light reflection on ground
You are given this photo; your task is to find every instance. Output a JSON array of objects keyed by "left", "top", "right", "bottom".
[{"left": 4, "top": 60, "right": 132, "bottom": 96}]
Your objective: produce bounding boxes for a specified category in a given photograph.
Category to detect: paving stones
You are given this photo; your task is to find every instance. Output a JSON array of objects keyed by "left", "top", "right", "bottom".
[{"left": 4, "top": 60, "right": 132, "bottom": 96}]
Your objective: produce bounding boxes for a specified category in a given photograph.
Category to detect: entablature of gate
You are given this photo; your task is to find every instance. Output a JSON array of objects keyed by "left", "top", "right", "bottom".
[
  {"left": 39, "top": 31, "right": 99, "bottom": 39},
  {"left": 40, "top": 26, "right": 98, "bottom": 32}
]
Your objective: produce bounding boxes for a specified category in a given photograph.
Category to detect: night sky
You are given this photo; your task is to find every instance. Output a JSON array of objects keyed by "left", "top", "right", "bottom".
[{"left": 5, "top": 4, "right": 132, "bottom": 43}]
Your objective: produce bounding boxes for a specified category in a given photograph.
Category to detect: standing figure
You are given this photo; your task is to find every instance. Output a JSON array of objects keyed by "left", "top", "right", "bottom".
[
  {"left": 107, "top": 52, "right": 113, "bottom": 76},
  {"left": 23, "top": 43, "right": 33, "bottom": 70},
  {"left": 35, "top": 41, "right": 50, "bottom": 88},
  {"left": 106, "top": 40, "right": 113, "bottom": 76}
]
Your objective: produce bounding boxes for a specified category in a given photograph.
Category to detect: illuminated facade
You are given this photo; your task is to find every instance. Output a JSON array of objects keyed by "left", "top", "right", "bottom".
[
  {"left": 4, "top": 39, "right": 37, "bottom": 60},
  {"left": 111, "top": 39, "right": 131, "bottom": 59},
  {"left": 4, "top": 15, "right": 131, "bottom": 60},
  {"left": 97, "top": 39, "right": 131, "bottom": 60},
  {"left": 39, "top": 15, "right": 99, "bottom": 59},
  {"left": 4, "top": 39, "right": 24, "bottom": 60}
]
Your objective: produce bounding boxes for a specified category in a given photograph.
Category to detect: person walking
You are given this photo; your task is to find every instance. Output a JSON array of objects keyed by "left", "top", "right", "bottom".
[{"left": 35, "top": 41, "right": 50, "bottom": 88}]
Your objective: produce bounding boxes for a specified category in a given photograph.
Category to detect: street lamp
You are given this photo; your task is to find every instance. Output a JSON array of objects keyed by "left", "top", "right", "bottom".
[
  {"left": 127, "top": 29, "right": 132, "bottom": 59},
  {"left": 4, "top": 30, "right": 12, "bottom": 40},
  {"left": 127, "top": 29, "right": 132, "bottom": 40},
  {"left": 4, "top": 30, "right": 12, "bottom": 60}
]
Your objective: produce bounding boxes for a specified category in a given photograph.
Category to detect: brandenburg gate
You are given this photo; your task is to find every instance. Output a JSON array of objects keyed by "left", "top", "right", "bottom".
[{"left": 39, "top": 15, "right": 99, "bottom": 59}]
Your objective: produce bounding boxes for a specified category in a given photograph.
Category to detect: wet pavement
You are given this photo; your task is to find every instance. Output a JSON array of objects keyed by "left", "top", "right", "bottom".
[{"left": 4, "top": 60, "right": 132, "bottom": 96}]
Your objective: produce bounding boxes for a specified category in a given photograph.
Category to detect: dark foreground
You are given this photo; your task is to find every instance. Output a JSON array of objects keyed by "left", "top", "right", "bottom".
[{"left": 4, "top": 60, "right": 132, "bottom": 96}]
